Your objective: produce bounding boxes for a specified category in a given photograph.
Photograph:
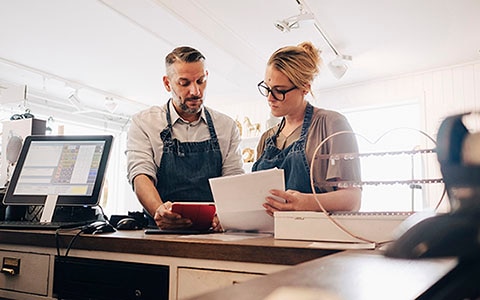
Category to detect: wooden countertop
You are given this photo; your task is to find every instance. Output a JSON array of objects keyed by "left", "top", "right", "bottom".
[
  {"left": 189, "top": 250, "right": 458, "bottom": 300},
  {"left": 0, "top": 229, "right": 340, "bottom": 265}
]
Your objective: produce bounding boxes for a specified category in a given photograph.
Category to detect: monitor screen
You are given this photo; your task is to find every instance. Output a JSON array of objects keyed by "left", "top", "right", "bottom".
[{"left": 2, "top": 135, "right": 113, "bottom": 206}]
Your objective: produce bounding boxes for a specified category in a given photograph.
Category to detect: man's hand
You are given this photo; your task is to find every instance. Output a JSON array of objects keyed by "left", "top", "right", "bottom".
[
  {"left": 153, "top": 201, "right": 192, "bottom": 229},
  {"left": 211, "top": 214, "right": 223, "bottom": 232}
]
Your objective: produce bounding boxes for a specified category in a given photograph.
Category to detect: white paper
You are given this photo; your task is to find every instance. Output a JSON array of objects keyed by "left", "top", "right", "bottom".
[{"left": 209, "top": 168, "right": 285, "bottom": 233}]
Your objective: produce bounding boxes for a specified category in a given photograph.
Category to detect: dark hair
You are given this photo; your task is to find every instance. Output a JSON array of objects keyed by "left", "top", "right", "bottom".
[{"left": 165, "top": 46, "right": 205, "bottom": 67}]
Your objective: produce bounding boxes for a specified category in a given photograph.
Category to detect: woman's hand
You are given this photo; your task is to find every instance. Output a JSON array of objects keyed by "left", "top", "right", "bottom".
[
  {"left": 263, "top": 187, "right": 362, "bottom": 215},
  {"left": 263, "top": 189, "right": 313, "bottom": 216},
  {"left": 153, "top": 201, "right": 192, "bottom": 229}
]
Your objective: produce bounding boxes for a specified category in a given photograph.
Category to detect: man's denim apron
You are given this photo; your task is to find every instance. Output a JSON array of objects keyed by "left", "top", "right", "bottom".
[{"left": 146, "top": 101, "right": 222, "bottom": 226}]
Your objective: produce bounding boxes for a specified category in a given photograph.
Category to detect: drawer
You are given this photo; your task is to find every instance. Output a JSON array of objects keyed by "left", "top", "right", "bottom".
[
  {"left": 177, "top": 267, "right": 263, "bottom": 300},
  {"left": 0, "top": 250, "right": 51, "bottom": 296},
  {"left": 54, "top": 256, "right": 169, "bottom": 300}
]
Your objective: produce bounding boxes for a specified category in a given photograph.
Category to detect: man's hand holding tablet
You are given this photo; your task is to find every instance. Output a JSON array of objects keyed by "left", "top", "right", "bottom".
[{"left": 145, "top": 202, "right": 217, "bottom": 234}]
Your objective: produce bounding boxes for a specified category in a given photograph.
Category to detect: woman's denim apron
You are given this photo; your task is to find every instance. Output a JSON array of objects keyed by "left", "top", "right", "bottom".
[{"left": 252, "top": 103, "right": 314, "bottom": 193}]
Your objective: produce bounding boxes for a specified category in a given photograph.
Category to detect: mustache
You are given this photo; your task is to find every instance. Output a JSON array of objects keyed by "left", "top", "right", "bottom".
[{"left": 185, "top": 96, "right": 202, "bottom": 101}]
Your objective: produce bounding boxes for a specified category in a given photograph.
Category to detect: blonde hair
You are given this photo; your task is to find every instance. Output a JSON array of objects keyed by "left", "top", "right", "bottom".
[{"left": 267, "top": 41, "right": 322, "bottom": 94}]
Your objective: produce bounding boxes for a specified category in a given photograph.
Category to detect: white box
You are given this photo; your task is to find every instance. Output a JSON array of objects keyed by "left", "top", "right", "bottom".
[
  {"left": 1, "top": 118, "right": 46, "bottom": 187},
  {"left": 274, "top": 211, "right": 412, "bottom": 243},
  {"left": 0, "top": 82, "right": 26, "bottom": 104}
]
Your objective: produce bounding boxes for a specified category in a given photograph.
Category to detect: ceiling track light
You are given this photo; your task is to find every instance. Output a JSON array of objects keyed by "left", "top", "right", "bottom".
[
  {"left": 328, "top": 56, "right": 349, "bottom": 79},
  {"left": 312, "top": 22, "right": 352, "bottom": 79},
  {"left": 274, "top": 12, "right": 315, "bottom": 33},
  {"left": 275, "top": 0, "right": 353, "bottom": 79},
  {"left": 104, "top": 96, "right": 118, "bottom": 113}
]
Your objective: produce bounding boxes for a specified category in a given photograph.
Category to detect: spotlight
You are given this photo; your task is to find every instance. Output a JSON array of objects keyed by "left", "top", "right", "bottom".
[
  {"left": 328, "top": 54, "right": 352, "bottom": 79},
  {"left": 328, "top": 61, "right": 348, "bottom": 79},
  {"left": 274, "top": 12, "right": 314, "bottom": 33},
  {"left": 104, "top": 97, "right": 118, "bottom": 113},
  {"left": 276, "top": 0, "right": 353, "bottom": 79},
  {"left": 274, "top": 20, "right": 291, "bottom": 32}
]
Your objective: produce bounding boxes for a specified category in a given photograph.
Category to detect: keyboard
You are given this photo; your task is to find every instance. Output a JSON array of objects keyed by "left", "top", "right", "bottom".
[{"left": 0, "top": 220, "right": 93, "bottom": 230}]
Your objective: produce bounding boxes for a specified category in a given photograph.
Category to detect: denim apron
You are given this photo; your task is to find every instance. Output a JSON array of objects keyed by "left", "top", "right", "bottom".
[
  {"left": 252, "top": 103, "right": 314, "bottom": 193},
  {"left": 156, "top": 102, "right": 222, "bottom": 201},
  {"left": 146, "top": 102, "right": 222, "bottom": 226}
]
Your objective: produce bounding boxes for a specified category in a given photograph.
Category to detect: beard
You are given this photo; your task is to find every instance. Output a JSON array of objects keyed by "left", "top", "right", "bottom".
[
  {"left": 178, "top": 99, "right": 202, "bottom": 114},
  {"left": 171, "top": 90, "right": 203, "bottom": 115}
]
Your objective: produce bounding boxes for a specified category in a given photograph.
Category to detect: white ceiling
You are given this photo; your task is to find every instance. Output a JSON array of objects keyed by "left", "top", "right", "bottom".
[{"left": 1, "top": 0, "right": 479, "bottom": 128}]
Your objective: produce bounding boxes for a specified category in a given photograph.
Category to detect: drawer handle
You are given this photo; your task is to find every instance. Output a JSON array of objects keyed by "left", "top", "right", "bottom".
[
  {"left": 1, "top": 268, "right": 16, "bottom": 275},
  {"left": 2, "top": 257, "right": 21, "bottom": 276}
]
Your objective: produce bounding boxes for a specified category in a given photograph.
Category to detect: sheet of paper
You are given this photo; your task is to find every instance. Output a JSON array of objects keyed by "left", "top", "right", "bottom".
[{"left": 209, "top": 168, "right": 285, "bottom": 233}]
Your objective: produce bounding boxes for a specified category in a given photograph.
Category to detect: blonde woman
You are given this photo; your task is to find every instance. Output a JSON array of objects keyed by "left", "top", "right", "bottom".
[{"left": 253, "top": 42, "right": 362, "bottom": 215}]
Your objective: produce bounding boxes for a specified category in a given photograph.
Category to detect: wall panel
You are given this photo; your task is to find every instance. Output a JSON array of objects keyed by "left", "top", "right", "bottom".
[{"left": 317, "top": 60, "right": 480, "bottom": 137}]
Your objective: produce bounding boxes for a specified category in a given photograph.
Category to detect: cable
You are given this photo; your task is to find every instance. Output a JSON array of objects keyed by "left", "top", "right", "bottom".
[
  {"left": 96, "top": 205, "right": 109, "bottom": 221},
  {"left": 308, "top": 127, "right": 444, "bottom": 246},
  {"left": 55, "top": 227, "right": 83, "bottom": 257},
  {"left": 55, "top": 227, "right": 82, "bottom": 256},
  {"left": 64, "top": 230, "right": 83, "bottom": 257},
  {"left": 55, "top": 230, "right": 61, "bottom": 256},
  {"left": 54, "top": 205, "right": 109, "bottom": 257},
  {"left": 434, "top": 187, "right": 448, "bottom": 211}
]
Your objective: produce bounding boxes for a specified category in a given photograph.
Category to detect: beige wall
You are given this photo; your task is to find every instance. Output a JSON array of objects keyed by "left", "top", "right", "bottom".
[{"left": 315, "top": 60, "right": 480, "bottom": 135}]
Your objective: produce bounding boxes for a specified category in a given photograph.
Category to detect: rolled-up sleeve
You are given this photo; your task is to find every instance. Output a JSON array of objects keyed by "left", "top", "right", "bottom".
[
  {"left": 126, "top": 107, "right": 165, "bottom": 186},
  {"left": 219, "top": 116, "right": 245, "bottom": 176}
]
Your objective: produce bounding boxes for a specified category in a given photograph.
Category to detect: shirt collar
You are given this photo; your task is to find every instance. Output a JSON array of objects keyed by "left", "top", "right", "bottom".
[{"left": 168, "top": 99, "right": 206, "bottom": 125}]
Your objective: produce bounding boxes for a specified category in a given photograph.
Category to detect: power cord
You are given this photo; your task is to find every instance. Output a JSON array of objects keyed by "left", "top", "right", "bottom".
[
  {"left": 309, "top": 128, "right": 444, "bottom": 247},
  {"left": 54, "top": 205, "right": 111, "bottom": 257},
  {"left": 55, "top": 227, "right": 84, "bottom": 257}
]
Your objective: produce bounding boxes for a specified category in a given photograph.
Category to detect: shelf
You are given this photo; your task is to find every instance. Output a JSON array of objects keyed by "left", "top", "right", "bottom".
[{"left": 317, "top": 179, "right": 444, "bottom": 188}]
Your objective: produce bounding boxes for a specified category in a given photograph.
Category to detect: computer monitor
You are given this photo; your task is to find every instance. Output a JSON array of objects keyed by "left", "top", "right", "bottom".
[{"left": 2, "top": 135, "right": 113, "bottom": 209}]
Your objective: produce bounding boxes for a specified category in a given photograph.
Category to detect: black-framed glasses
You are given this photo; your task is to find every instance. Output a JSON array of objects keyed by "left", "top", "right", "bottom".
[{"left": 257, "top": 81, "right": 297, "bottom": 101}]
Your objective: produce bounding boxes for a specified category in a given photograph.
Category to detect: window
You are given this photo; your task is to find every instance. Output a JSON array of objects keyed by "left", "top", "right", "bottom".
[{"left": 343, "top": 102, "right": 440, "bottom": 212}]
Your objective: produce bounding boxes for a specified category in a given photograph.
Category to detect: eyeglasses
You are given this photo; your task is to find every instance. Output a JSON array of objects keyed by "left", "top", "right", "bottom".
[{"left": 257, "top": 81, "right": 297, "bottom": 101}]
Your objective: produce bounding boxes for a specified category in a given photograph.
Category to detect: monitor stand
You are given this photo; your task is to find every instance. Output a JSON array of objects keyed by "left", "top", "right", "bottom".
[{"left": 40, "top": 194, "right": 58, "bottom": 223}]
